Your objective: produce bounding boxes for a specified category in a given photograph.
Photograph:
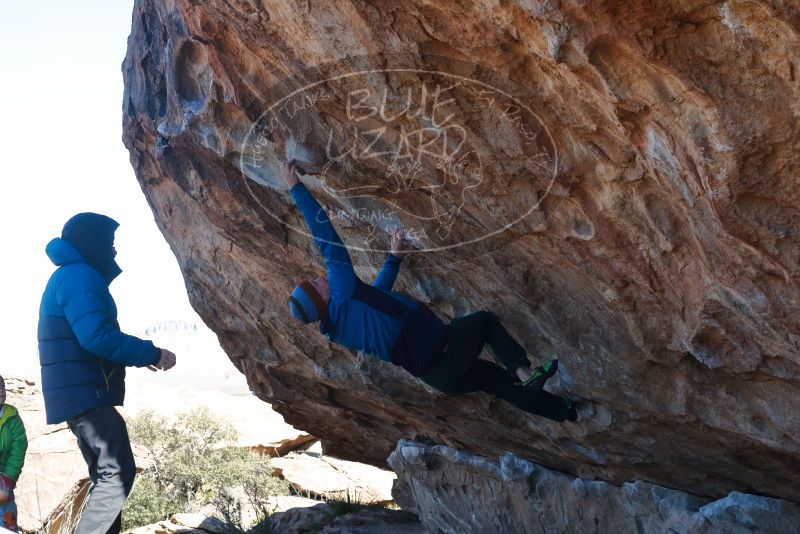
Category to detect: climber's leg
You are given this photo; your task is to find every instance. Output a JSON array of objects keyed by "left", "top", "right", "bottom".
[
  {"left": 420, "top": 311, "right": 559, "bottom": 394},
  {"left": 451, "top": 311, "right": 558, "bottom": 385},
  {"left": 419, "top": 313, "right": 491, "bottom": 391},
  {"left": 462, "top": 311, "right": 529, "bottom": 374},
  {"left": 448, "top": 359, "right": 572, "bottom": 422},
  {"left": 472, "top": 310, "right": 560, "bottom": 391}
]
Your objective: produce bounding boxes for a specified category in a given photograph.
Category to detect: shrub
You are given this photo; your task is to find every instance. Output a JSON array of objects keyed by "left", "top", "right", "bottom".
[{"left": 122, "top": 408, "right": 289, "bottom": 531}]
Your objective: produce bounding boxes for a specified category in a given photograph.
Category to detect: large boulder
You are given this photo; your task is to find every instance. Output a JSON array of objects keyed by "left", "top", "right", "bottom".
[{"left": 121, "top": 0, "right": 800, "bottom": 503}]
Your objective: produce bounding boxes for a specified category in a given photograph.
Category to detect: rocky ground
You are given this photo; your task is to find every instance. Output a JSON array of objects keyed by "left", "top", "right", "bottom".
[
  {"left": 126, "top": 507, "right": 424, "bottom": 534},
  {"left": 390, "top": 440, "right": 800, "bottom": 534}
]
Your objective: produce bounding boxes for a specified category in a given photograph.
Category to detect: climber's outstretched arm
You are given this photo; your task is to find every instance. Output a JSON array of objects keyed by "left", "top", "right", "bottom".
[
  {"left": 282, "top": 161, "right": 356, "bottom": 300},
  {"left": 373, "top": 254, "right": 402, "bottom": 291},
  {"left": 373, "top": 229, "right": 412, "bottom": 291}
]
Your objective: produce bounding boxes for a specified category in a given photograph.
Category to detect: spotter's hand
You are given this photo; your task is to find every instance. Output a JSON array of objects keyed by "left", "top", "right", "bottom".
[{"left": 148, "top": 348, "right": 177, "bottom": 372}]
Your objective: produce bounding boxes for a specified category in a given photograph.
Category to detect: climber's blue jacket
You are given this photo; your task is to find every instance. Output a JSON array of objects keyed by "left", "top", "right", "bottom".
[
  {"left": 290, "top": 183, "right": 448, "bottom": 375},
  {"left": 37, "top": 215, "right": 160, "bottom": 424}
]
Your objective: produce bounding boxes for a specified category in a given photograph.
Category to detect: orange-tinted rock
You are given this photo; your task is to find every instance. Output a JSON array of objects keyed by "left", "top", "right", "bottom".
[{"left": 121, "top": 0, "right": 800, "bottom": 501}]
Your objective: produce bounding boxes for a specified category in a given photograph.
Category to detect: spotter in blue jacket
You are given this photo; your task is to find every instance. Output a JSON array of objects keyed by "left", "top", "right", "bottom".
[{"left": 37, "top": 213, "right": 160, "bottom": 425}]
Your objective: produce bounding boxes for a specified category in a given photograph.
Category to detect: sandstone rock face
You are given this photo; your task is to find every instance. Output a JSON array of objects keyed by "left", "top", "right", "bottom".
[
  {"left": 122, "top": 0, "right": 800, "bottom": 503},
  {"left": 270, "top": 446, "right": 396, "bottom": 504},
  {"left": 389, "top": 440, "right": 800, "bottom": 534},
  {"left": 39, "top": 478, "right": 91, "bottom": 534}
]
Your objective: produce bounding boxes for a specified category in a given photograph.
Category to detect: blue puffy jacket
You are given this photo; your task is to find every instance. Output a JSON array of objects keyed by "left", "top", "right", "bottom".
[
  {"left": 290, "top": 183, "right": 447, "bottom": 375},
  {"left": 37, "top": 221, "right": 159, "bottom": 424}
]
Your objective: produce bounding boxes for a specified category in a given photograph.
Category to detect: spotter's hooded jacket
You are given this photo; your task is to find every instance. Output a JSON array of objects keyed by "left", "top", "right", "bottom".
[
  {"left": 37, "top": 213, "right": 160, "bottom": 424},
  {"left": 290, "top": 184, "right": 447, "bottom": 375}
]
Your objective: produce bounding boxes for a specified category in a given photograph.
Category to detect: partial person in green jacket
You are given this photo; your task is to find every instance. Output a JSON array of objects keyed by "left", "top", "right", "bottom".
[{"left": 0, "top": 375, "right": 28, "bottom": 533}]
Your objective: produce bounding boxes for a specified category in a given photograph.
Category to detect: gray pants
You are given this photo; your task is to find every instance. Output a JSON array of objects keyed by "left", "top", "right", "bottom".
[{"left": 67, "top": 405, "right": 136, "bottom": 534}]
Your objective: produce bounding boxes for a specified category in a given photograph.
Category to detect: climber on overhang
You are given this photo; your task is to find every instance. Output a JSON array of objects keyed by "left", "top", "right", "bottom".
[{"left": 280, "top": 160, "right": 577, "bottom": 423}]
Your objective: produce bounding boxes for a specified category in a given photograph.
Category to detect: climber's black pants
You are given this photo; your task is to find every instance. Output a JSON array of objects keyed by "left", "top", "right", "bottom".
[{"left": 420, "top": 311, "right": 569, "bottom": 422}]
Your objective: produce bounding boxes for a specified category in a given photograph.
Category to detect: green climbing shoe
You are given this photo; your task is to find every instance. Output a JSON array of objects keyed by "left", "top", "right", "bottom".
[{"left": 519, "top": 359, "right": 559, "bottom": 393}]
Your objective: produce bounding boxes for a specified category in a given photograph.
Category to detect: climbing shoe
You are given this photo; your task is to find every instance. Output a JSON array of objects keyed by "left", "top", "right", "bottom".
[
  {"left": 564, "top": 397, "right": 578, "bottom": 422},
  {"left": 518, "top": 359, "right": 558, "bottom": 394}
]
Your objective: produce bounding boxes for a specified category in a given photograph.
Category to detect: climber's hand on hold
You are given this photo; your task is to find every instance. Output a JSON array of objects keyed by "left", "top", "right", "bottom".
[
  {"left": 280, "top": 160, "right": 301, "bottom": 189},
  {"left": 390, "top": 229, "right": 413, "bottom": 258}
]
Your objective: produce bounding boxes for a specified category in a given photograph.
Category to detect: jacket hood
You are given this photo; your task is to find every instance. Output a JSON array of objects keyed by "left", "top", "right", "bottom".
[
  {"left": 0, "top": 404, "right": 18, "bottom": 428},
  {"left": 46, "top": 238, "right": 86, "bottom": 266},
  {"left": 48, "top": 213, "right": 123, "bottom": 283}
]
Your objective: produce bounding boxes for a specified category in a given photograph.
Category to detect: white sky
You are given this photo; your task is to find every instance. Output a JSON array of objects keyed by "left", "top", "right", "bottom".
[{"left": 0, "top": 0, "right": 200, "bottom": 359}]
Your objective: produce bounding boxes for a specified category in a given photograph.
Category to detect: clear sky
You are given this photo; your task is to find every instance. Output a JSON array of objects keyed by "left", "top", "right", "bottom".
[{"left": 0, "top": 1, "right": 200, "bottom": 359}]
